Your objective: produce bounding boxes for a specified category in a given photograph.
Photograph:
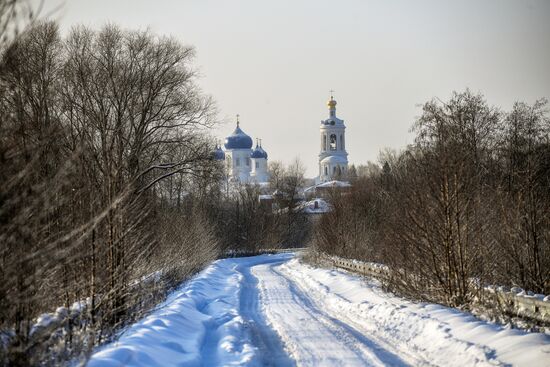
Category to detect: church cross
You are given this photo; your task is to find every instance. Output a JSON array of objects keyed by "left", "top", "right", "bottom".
[
  {"left": 236, "top": 114, "right": 240, "bottom": 127},
  {"left": 329, "top": 89, "right": 335, "bottom": 99}
]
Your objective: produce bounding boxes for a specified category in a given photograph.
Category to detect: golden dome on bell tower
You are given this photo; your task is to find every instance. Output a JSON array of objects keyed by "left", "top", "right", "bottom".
[{"left": 327, "top": 90, "right": 337, "bottom": 109}]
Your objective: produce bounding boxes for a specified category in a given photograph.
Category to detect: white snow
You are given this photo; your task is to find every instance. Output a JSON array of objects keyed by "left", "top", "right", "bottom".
[
  {"left": 33, "top": 313, "right": 56, "bottom": 330},
  {"left": 88, "top": 256, "right": 269, "bottom": 366},
  {"left": 315, "top": 180, "right": 351, "bottom": 188},
  {"left": 88, "top": 253, "right": 550, "bottom": 367},
  {"left": 275, "top": 258, "right": 550, "bottom": 366},
  {"left": 303, "top": 180, "right": 351, "bottom": 194},
  {"left": 295, "top": 198, "right": 331, "bottom": 213}
]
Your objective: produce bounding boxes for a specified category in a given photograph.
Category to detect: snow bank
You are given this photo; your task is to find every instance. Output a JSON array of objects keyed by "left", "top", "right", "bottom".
[
  {"left": 87, "top": 256, "right": 285, "bottom": 367},
  {"left": 324, "top": 253, "right": 550, "bottom": 324},
  {"left": 279, "top": 258, "right": 550, "bottom": 367},
  {"left": 87, "top": 253, "right": 549, "bottom": 366}
]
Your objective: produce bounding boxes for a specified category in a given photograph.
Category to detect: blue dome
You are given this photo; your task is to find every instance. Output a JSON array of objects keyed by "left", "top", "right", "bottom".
[
  {"left": 251, "top": 145, "right": 264, "bottom": 159},
  {"left": 259, "top": 146, "right": 268, "bottom": 159},
  {"left": 224, "top": 126, "right": 253, "bottom": 150},
  {"left": 212, "top": 146, "right": 225, "bottom": 160}
]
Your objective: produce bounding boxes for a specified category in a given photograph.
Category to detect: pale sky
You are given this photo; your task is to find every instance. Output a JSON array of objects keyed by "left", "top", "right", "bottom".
[{"left": 42, "top": 0, "right": 550, "bottom": 177}]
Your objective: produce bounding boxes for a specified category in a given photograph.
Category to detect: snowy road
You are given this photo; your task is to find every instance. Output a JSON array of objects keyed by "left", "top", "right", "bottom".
[{"left": 88, "top": 253, "right": 550, "bottom": 367}]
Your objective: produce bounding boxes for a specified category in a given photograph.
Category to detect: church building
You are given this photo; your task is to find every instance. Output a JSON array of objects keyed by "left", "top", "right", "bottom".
[
  {"left": 317, "top": 95, "right": 349, "bottom": 183},
  {"left": 213, "top": 116, "right": 269, "bottom": 183}
]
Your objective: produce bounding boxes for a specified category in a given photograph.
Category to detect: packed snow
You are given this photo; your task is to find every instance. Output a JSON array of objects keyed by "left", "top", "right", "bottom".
[{"left": 88, "top": 253, "right": 550, "bottom": 366}]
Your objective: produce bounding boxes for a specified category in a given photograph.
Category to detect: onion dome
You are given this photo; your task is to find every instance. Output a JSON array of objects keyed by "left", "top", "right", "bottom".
[
  {"left": 258, "top": 138, "right": 268, "bottom": 159},
  {"left": 251, "top": 144, "right": 264, "bottom": 159},
  {"left": 251, "top": 139, "right": 268, "bottom": 159},
  {"left": 224, "top": 116, "right": 253, "bottom": 150},
  {"left": 212, "top": 145, "right": 225, "bottom": 160},
  {"left": 327, "top": 94, "right": 337, "bottom": 109},
  {"left": 258, "top": 145, "right": 268, "bottom": 159}
]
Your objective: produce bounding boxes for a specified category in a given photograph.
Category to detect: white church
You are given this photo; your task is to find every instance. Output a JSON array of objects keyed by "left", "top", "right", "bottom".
[
  {"left": 317, "top": 94, "right": 349, "bottom": 183},
  {"left": 213, "top": 94, "right": 349, "bottom": 185},
  {"left": 213, "top": 116, "right": 269, "bottom": 183}
]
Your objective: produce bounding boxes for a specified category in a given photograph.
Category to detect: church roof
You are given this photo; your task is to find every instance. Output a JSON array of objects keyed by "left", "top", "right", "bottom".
[
  {"left": 321, "top": 116, "right": 345, "bottom": 127},
  {"left": 316, "top": 180, "right": 351, "bottom": 188},
  {"left": 251, "top": 145, "right": 265, "bottom": 159},
  {"left": 321, "top": 155, "right": 347, "bottom": 164},
  {"left": 224, "top": 125, "right": 253, "bottom": 150},
  {"left": 251, "top": 138, "right": 268, "bottom": 159}
]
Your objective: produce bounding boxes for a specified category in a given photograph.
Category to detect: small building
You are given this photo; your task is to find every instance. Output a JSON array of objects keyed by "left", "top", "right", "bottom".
[
  {"left": 303, "top": 180, "right": 352, "bottom": 200},
  {"left": 258, "top": 194, "right": 274, "bottom": 210}
]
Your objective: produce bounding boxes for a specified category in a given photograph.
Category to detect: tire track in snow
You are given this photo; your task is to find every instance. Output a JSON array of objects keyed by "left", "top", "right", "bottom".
[
  {"left": 275, "top": 259, "right": 515, "bottom": 367},
  {"left": 251, "top": 259, "right": 411, "bottom": 366},
  {"left": 274, "top": 263, "right": 439, "bottom": 367},
  {"left": 236, "top": 258, "right": 296, "bottom": 367},
  {"left": 272, "top": 265, "right": 415, "bottom": 367}
]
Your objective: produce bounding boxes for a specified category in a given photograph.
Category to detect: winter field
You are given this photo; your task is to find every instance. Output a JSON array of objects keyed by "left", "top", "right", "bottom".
[{"left": 88, "top": 253, "right": 549, "bottom": 366}]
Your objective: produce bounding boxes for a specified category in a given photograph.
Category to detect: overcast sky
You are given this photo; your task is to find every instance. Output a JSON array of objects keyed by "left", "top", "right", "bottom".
[{"left": 42, "top": 0, "right": 550, "bottom": 177}]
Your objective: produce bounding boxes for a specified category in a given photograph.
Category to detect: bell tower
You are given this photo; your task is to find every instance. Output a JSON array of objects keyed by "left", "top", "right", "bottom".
[{"left": 318, "top": 92, "right": 348, "bottom": 183}]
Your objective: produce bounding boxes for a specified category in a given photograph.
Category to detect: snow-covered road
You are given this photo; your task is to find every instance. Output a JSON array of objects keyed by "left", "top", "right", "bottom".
[{"left": 88, "top": 253, "right": 550, "bottom": 367}]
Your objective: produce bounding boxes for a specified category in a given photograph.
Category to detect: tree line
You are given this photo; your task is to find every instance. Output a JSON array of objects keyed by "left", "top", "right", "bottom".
[
  {"left": 313, "top": 90, "right": 550, "bottom": 310},
  {"left": 0, "top": 17, "right": 223, "bottom": 364},
  {"left": 0, "top": 6, "right": 310, "bottom": 362}
]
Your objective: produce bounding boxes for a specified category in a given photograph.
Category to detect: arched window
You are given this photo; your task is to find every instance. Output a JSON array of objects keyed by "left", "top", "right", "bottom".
[
  {"left": 246, "top": 157, "right": 250, "bottom": 166},
  {"left": 340, "top": 134, "right": 344, "bottom": 150},
  {"left": 329, "top": 134, "right": 337, "bottom": 150},
  {"left": 333, "top": 166, "right": 337, "bottom": 174},
  {"left": 324, "top": 166, "right": 328, "bottom": 175},
  {"left": 322, "top": 134, "right": 327, "bottom": 151},
  {"left": 255, "top": 161, "right": 259, "bottom": 169}
]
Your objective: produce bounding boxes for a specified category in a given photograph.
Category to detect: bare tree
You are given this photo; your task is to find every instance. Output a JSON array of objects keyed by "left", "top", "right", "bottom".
[
  {"left": 0, "top": 20, "right": 220, "bottom": 365},
  {"left": 496, "top": 99, "right": 550, "bottom": 293},
  {"left": 310, "top": 90, "right": 550, "bottom": 311}
]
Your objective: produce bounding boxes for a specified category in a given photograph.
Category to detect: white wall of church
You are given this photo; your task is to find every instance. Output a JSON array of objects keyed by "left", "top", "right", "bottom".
[
  {"left": 226, "top": 149, "right": 252, "bottom": 182},
  {"left": 251, "top": 158, "right": 269, "bottom": 183}
]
